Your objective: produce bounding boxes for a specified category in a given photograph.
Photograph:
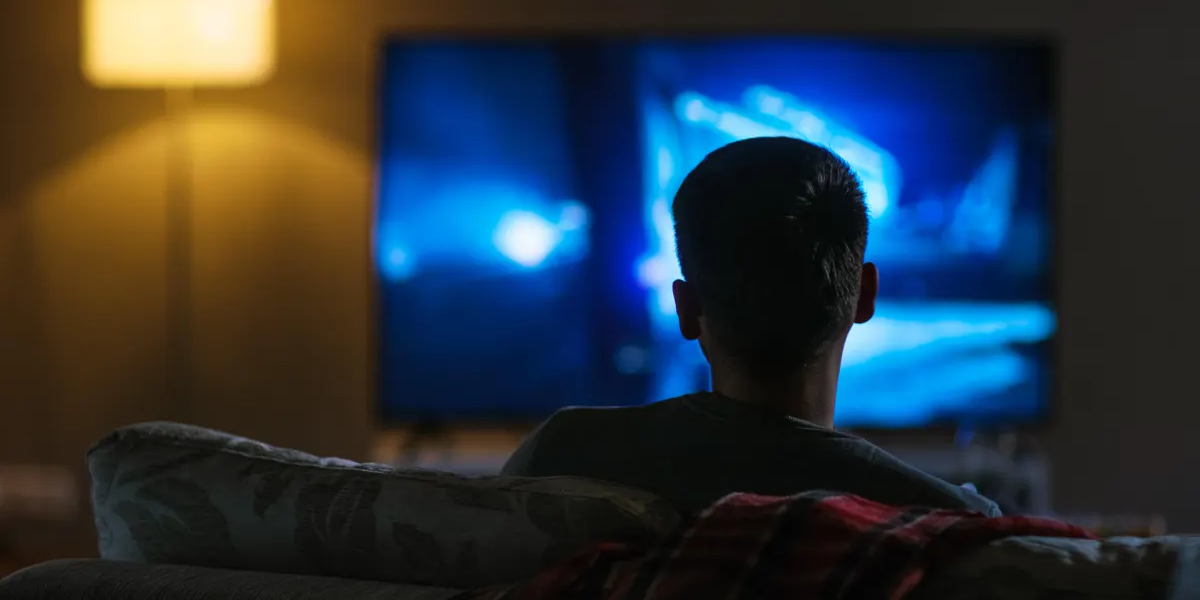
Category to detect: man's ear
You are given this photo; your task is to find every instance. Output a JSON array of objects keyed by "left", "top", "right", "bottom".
[
  {"left": 855, "top": 262, "right": 878, "bottom": 324},
  {"left": 672, "top": 279, "right": 703, "bottom": 341}
]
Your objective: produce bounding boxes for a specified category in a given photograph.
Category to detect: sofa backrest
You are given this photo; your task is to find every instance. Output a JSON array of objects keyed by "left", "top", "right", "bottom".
[{"left": 88, "top": 422, "right": 681, "bottom": 588}]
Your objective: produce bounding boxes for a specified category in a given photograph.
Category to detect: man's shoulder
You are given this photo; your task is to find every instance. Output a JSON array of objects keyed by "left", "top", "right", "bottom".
[
  {"left": 541, "top": 399, "right": 681, "bottom": 433},
  {"left": 501, "top": 400, "right": 680, "bottom": 477}
]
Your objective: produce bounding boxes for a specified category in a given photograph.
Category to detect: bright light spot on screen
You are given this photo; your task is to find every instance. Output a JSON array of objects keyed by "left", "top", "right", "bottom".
[
  {"left": 794, "top": 113, "right": 828, "bottom": 141},
  {"left": 831, "top": 137, "right": 885, "bottom": 176},
  {"left": 493, "top": 211, "right": 562, "bottom": 268},
  {"left": 657, "top": 147, "right": 675, "bottom": 188},
  {"left": 557, "top": 202, "right": 590, "bottom": 232},
  {"left": 836, "top": 347, "right": 1032, "bottom": 427},
  {"left": 682, "top": 97, "right": 708, "bottom": 122},
  {"left": 636, "top": 197, "right": 685, "bottom": 318},
  {"left": 380, "top": 247, "right": 414, "bottom": 282},
  {"left": 756, "top": 93, "right": 784, "bottom": 115},
  {"left": 717, "top": 111, "right": 789, "bottom": 139},
  {"left": 637, "top": 256, "right": 680, "bottom": 316},
  {"left": 657, "top": 288, "right": 677, "bottom": 315},
  {"left": 637, "top": 256, "right": 674, "bottom": 289},
  {"left": 675, "top": 94, "right": 790, "bottom": 140},
  {"left": 861, "top": 179, "right": 891, "bottom": 218},
  {"left": 842, "top": 302, "right": 1056, "bottom": 368}
]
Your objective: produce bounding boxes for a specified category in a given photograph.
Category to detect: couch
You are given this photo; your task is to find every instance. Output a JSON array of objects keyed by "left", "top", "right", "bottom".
[{"left": 1, "top": 422, "right": 1197, "bottom": 600}]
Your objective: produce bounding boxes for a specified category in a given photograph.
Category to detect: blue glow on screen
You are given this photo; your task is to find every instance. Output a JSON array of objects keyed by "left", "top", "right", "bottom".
[{"left": 378, "top": 38, "right": 1054, "bottom": 427}]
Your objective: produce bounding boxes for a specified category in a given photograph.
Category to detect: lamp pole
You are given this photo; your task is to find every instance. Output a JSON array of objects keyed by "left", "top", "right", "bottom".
[
  {"left": 165, "top": 86, "right": 195, "bottom": 422},
  {"left": 82, "top": 0, "right": 277, "bottom": 424}
]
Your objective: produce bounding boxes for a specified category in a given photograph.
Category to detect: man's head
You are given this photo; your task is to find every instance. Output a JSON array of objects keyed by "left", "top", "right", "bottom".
[{"left": 672, "top": 137, "right": 878, "bottom": 375}]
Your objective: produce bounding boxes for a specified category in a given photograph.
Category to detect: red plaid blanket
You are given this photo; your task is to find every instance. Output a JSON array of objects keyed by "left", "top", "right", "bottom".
[{"left": 456, "top": 491, "right": 1093, "bottom": 600}]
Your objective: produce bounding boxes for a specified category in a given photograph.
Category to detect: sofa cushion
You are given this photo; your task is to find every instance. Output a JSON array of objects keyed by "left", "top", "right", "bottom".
[{"left": 88, "top": 422, "right": 680, "bottom": 588}]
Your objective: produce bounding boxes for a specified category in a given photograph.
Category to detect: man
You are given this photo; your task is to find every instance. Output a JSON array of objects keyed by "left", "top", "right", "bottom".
[{"left": 502, "top": 137, "right": 999, "bottom": 517}]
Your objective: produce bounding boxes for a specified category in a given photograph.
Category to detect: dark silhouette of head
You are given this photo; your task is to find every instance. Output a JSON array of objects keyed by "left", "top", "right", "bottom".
[{"left": 672, "top": 137, "right": 878, "bottom": 380}]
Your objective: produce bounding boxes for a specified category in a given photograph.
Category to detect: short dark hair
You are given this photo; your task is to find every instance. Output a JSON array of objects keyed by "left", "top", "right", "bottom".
[{"left": 673, "top": 137, "right": 869, "bottom": 371}]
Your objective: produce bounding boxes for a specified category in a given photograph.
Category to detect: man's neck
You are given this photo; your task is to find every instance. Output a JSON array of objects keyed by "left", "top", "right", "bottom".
[{"left": 709, "top": 357, "right": 841, "bottom": 428}]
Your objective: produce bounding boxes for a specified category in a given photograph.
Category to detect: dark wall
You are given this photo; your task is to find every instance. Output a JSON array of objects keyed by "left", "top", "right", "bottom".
[{"left": 2, "top": 0, "right": 1198, "bottom": 529}]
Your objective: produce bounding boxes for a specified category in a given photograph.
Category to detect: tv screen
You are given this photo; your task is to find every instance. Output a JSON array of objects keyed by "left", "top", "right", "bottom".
[{"left": 376, "top": 36, "right": 1056, "bottom": 428}]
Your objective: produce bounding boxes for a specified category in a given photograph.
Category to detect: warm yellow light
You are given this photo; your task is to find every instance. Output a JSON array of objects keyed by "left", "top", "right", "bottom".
[{"left": 82, "top": 0, "right": 276, "bottom": 88}]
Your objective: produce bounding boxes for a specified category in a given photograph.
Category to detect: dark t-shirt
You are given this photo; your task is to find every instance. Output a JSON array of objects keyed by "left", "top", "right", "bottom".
[{"left": 501, "top": 392, "right": 1000, "bottom": 517}]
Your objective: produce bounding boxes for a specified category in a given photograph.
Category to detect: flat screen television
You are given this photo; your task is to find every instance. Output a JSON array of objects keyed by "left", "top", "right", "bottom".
[{"left": 375, "top": 35, "right": 1056, "bottom": 429}]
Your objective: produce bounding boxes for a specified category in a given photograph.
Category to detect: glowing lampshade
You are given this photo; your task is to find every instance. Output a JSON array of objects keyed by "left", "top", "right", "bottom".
[{"left": 82, "top": 0, "right": 276, "bottom": 88}]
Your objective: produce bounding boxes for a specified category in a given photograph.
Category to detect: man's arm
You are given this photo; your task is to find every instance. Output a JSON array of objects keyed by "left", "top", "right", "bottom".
[{"left": 862, "top": 446, "right": 1003, "bottom": 516}]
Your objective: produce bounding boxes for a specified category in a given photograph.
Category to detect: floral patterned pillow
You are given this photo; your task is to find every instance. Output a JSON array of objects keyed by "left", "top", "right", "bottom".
[{"left": 88, "top": 422, "right": 680, "bottom": 588}]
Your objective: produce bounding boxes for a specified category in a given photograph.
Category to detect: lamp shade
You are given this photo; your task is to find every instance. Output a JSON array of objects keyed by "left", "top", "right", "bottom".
[{"left": 82, "top": 0, "right": 276, "bottom": 88}]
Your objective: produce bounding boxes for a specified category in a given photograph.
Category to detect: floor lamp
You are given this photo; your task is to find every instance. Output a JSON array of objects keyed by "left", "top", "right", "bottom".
[{"left": 82, "top": 0, "right": 276, "bottom": 421}]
